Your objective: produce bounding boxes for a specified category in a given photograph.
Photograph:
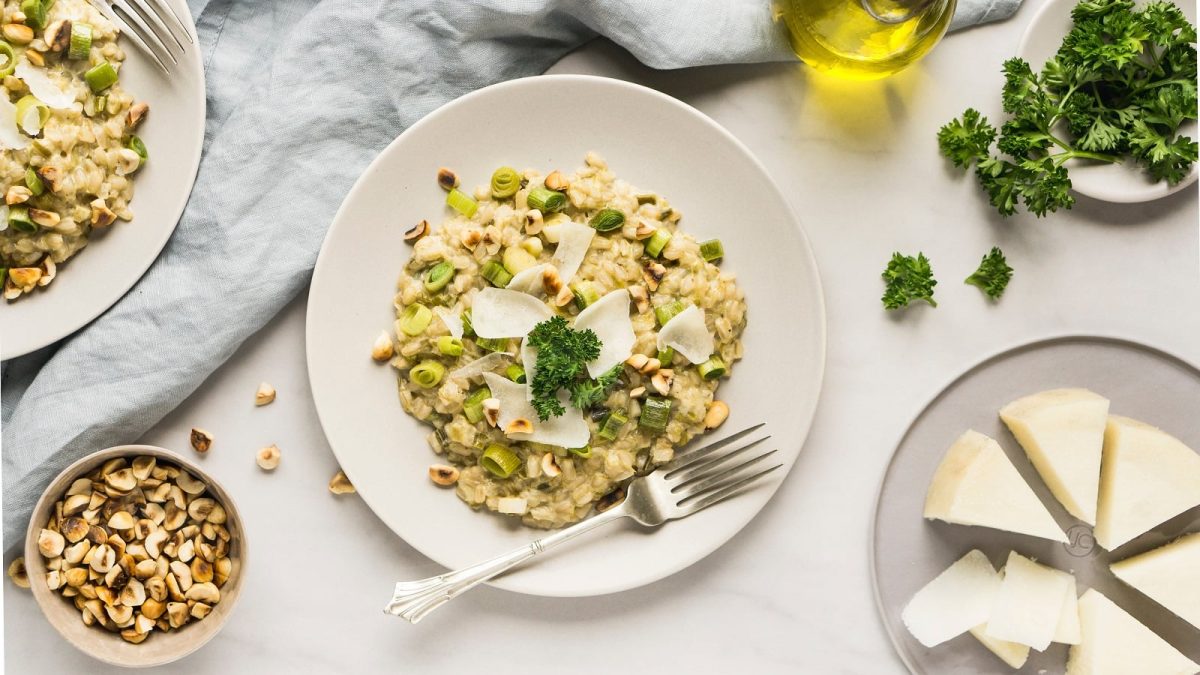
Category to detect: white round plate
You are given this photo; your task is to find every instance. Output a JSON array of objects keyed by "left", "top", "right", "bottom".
[
  {"left": 306, "top": 75, "right": 826, "bottom": 597},
  {"left": 1017, "top": 0, "right": 1198, "bottom": 204},
  {"left": 0, "top": 0, "right": 205, "bottom": 360},
  {"left": 873, "top": 335, "right": 1200, "bottom": 673}
]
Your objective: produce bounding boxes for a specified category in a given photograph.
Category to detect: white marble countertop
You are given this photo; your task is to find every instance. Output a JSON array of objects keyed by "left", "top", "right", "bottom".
[{"left": 6, "top": 1, "right": 1198, "bottom": 671}]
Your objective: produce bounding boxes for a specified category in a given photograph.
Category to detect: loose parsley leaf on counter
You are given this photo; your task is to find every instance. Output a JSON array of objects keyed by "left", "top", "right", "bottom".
[
  {"left": 965, "top": 247, "right": 1014, "bottom": 300},
  {"left": 938, "top": 0, "right": 1198, "bottom": 217},
  {"left": 527, "top": 316, "right": 601, "bottom": 421},
  {"left": 881, "top": 252, "right": 938, "bottom": 310}
]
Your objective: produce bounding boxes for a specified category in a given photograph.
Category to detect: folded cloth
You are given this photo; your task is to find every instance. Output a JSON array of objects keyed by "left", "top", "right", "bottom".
[{"left": 1, "top": 0, "right": 1022, "bottom": 547}]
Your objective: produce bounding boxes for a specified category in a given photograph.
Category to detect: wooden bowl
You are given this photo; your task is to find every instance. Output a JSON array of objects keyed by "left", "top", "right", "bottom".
[{"left": 24, "top": 445, "right": 248, "bottom": 668}]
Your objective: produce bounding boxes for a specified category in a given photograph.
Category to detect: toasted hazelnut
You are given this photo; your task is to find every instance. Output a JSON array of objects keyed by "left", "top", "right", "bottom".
[
  {"left": 36, "top": 257, "right": 54, "bottom": 286},
  {"left": 144, "top": 529, "right": 168, "bottom": 559},
  {"left": 629, "top": 285, "right": 650, "bottom": 314},
  {"left": 43, "top": 19, "right": 71, "bottom": 52},
  {"left": 38, "top": 529, "right": 65, "bottom": 558},
  {"left": 328, "top": 470, "right": 356, "bottom": 495},
  {"left": 256, "top": 444, "right": 281, "bottom": 471},
  {"left": 639, "top": 358, "right": 661, "bottom": 375},
  {"left": 61, "top": 516, "right": 89, "bottom": 542},
  {"left": 131, "top": 455, "right": 155, "bottom": 480},
  {"left": 7, "top": 558, "right": 29, "bottom": 589},
  {"left": 482, "top": 398, "right": 501, "bottom": 427},
  {"left": 634, "top": 220, "right": 657, "bottom": 240},
  {"left": 540, "top": 453, "right": 561, "bottom": 478},
  {"left": 104, "top": 468, "right": 137, "bottom": 493},
  {"left": 214, "top": 557, "right": 232, "bottom": 588},
  {"left": 185, "top": 581, "right": 220, "bottom": 604},
  {"left": 120, "top": 578, "right": 146, "bottom": 606},
  {"left": 25, "top": 48, "right": 43, "bottom": 66},
  {"left": 140, "top": 598, "right": 165, "bottom": 620},
  {"left": 189, "top": 428, "right": 213, "bottom": 454},
  {"left": 25, "top": 208, "right": 57, "bottom": 228},
  {"left": 8, "top": 267, "right": 42, "bottom": 290},
  {"left": 88, "top": 544, "right": 115, "bottom": 573},
  {"left": 371, "top": 331, "right": 394, "bottom": 362},
  {"left": 126, "top": 101, "right": 148, "bottom": 128},
  {"left": 628, "top": 386, "right": 646, "bottom": 399},
  {"left": 114, "top": 148, "right": 142, "bottom": 176},
  {"left": 2, "top": 23, "right": 33, "bottom": 44},
  {"left": 167, "top": 601, "right": 190, "bottom": 628},
  {"left": 625, "top": 354, "right": 649, "bottom": 371},
  {"left": 428, "top": 464, "right": 459, "bottom": 486},
  {"left": 543, "top": 170, "right": 569, "bottom": 191},
  {"left": 35, "top": 166, "right": 61, "bottom": 193},
  {"left": 190, "top": 602, "right": 213, "bottom": 620},
  {"left": 89, "top": 198, "right": 117, "bottom": 227},
  {"left": 541, "top": 265, "right": 564, "bottom": 296},
  {"left": 650, "top": 369, "right": 674, "bottom": 396},
  {"left": 505, "top": 418, "right": 533, "bottom": 436},
  {"left": 643, "top": 262, "right": 666, "bottom": 291},
  {"left": 704, "top": 401, "right": 730, "bottom": 430},
  {"left": 404, "top": 219, "right": 428, "bottom": 242},
  {"left": 107, "top": 511, "right": 135, "bottom": 531},
  {"left": 436, "top": 167, "right": 458, "bottom": 191},
  {"left": 524, "top": 209, "right": 544, "bottom": 235},
  {"left": 553, "top": 286, "right": 574, "bottom": 307},
  {"left": 5, "top": 185, "right": 31, "bottom": 205},
  {"left": 460, "top": 228, "right": 482, "bottom": 251}
]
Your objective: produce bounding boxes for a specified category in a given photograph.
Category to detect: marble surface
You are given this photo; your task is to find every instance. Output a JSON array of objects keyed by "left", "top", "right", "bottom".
[{"left": 5, "top": 2, "right": 1198, "bottom": 671}]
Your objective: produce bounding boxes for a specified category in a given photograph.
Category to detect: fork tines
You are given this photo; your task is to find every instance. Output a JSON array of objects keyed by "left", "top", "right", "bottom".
[
  {"left": 87, "top": 0, "right": 193, "bottom": 74},
  {"left": 665, "top": 424, "right": 783, "bottom": 513}
]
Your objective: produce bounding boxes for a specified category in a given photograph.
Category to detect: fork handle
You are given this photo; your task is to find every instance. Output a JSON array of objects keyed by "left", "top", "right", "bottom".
[{"left": 384, "top": 504, "right": 628, "bottom": 623}]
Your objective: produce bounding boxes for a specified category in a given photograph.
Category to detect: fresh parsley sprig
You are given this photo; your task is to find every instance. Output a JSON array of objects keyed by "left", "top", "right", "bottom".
[
  {"left": 882, "top": 252, "right": 938, "bottom": 310},
  {"left": 525, "top": 317, "right": 625, "bottom": 421},
  {"left": 965, "top": 247, "right": 1014, "bottom": 300},
  {"left": 939, "top": 0, "right": 1198, "bottom": 217}
]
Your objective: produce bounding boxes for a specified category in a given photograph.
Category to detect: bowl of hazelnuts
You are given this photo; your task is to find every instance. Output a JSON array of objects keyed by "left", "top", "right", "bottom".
[{"left": 23, "top": 445, "right": 247, "bottom": 667}]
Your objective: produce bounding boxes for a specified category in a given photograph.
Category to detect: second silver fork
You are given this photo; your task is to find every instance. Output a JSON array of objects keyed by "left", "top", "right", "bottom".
[{"left": 384, "top": 424, "right": 781, "bottom": 624}]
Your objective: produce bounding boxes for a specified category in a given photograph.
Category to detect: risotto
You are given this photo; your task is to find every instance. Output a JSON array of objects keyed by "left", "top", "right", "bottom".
[
  {"left": 385, "top": 153, "right": 746, "bottom": 529},
  {"left": 0, "top": 0, "right": 147, "bottom": 300}
]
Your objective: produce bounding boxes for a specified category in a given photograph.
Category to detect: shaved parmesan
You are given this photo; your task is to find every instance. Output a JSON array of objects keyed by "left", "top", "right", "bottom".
[
  {"left": 902, "top": 549, "right": 1001, "bottom": 647},
  {"left": 549, "top": 222, "right": 594, "bottom": 283},
  {"left": 15, "top": 59, "right": 77, "bottom": 109},
  {"left": 448, "top": 352, "right": 511, "bottom": 382},
  {"left": 574, "top": 289, "right": 635, "bottom": 378},
  {"left": 19, "top": 104, "right": 41, "bottom": 135},
  {"left": 481, "top": 372, "right": 589, "bottom": 448},
  {"left": 506, "top": 263, "right": 550, "bottom": 296},
  {"left": 521, "top": 339, "right": 538, "bottom": 402},
  {"left": 470, "top": 288, "right": 552, "bottom": 338},
  {"left": 0, "top": 96, "right": 30, "bottom": 150},
  {"left": 985, "top": 552, "right": 1074, "bottom": 651},
  {"left": 433, "top": 307, "right": 464, "bottom": 339},
  {"left": 657, "top": 304, "right": 714, "bottom": 364}
]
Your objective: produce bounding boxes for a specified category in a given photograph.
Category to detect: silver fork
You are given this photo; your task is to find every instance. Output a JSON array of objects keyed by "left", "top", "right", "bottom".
[
  {"left": 86, "top": 0, "right": 193, "bottom": 74},
  {"left": 384, "top": 424, "right": 781, "bottom": 624}
]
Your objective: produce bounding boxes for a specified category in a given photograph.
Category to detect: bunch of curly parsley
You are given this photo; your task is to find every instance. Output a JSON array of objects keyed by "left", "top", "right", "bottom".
[
  {"left": 939, "top": 0, "right": 1197, "bottom": 217},
  {"left": 525, "top": 317, "right": 623, "bottom": 420}
]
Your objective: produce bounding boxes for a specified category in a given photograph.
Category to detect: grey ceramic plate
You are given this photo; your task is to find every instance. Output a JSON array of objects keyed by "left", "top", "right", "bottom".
[{"left": 873, "top": 335, "right": 1200, "bottom": 673}]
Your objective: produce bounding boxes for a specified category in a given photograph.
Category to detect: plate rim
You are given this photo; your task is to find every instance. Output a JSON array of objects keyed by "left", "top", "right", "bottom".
[
  {"left": 1014, "top": 0, "right": 1199, "bottom": 204},
  {"left": 0, "top": 0, "right": 207, "bottom": 360},
  {"left": 868, "top": 331, "right": 1200, "bottom": 673},
  {"left": 304, "top": 73, "right": 828, "bottom": 597}
]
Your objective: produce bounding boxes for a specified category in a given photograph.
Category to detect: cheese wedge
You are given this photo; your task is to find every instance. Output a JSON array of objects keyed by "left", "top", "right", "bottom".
[
  {"left": 1067, "top": 589, "right": 1199, "bottom": 675},
  {"left": 1055, "top": 575, "right": 1082, "bottom": 645},
  {"left": 970, "top": 624, "right": 1031, "bottom": 669},
  {"left": 1095, "top": 415, "right": 1200, "bottom": 551},
  {"left": 1000, "top": 388, "right": 1109, "bottom": 525},
  {"left": 986, "top": 552, "right": 1075, "bottom": 650},
  {"left": 1111, "top": 533, "right": 1200, "bottom": 631},
  {"left": 902, "top": 549, "right": 1001, "bottom": 648},
  {"left": 924, "top": 430, "right": 1068, "bottom": 542}
]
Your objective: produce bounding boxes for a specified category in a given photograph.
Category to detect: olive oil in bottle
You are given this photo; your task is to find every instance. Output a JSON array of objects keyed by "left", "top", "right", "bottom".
[{"left": 777, "top": 0, "right": 956, "bottom": 80}]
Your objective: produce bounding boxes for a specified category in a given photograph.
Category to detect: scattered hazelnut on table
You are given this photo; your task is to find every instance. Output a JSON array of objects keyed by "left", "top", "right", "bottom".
[
  {"left": 8, "top": 557, "right": 29, "bottom": 589},
  {"left": 254, "top": 382, "right": 276, "bottom": 406},
  {"left": 255, "top": 445, "right": 281, "bottom": 471},
  {"left": 328, "top": 470, "right": 356, "bottom": 495},
  {"left": 189, "top": 428, "right": 213, "bottom": 454}
]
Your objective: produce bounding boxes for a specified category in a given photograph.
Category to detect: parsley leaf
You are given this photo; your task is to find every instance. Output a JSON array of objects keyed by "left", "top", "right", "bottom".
[
  {"left": 568, "top": 364, "right": 623, "bottom": 410},
  {"left": 965, "top": 247, "right": 1014, "bottom": 300},
  {"left": 938, "top": 0, "right": 1198, "bottom": 217},
  {"left": 526, "top": 317, "right": 601, "bottom": 421},
  {"left": 881, "top": 252, "right": 938, "bottom": 310}
]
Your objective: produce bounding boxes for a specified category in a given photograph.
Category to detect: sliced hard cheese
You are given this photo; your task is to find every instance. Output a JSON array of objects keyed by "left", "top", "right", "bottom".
[
  {"left": 434, "top": 307, "right": 464, "bottom": 339},
  {"left": 574, "top": 289, "right": 634, "bottom": 378},
  {"left": 15, "top": 59, "right": 76, "bottom": 109},
  {"left": 985, "top": 551, "right": 1074, "bottom": 650},
  {"left": 1055, "top": 575, "right": 1082, "bottom": 645},
  {"left": 0, "top": 95, "right": 30, "bottom": 150},
  {"left": 520, "top": 338, "right": 537, "bottom": 402},
  {"left": 469, "top": 288, "right": 552, "bottom": 339},
  {"left": 481, "top": 372, "right": 588, "bottom": 448},
  {"left": 901, "top": 549, "right": 1001, "bottom": 648},
  {"left": 924, "top": 430, "right": 1068, "bottom": 543},
  {"left": 1111, "top": 533, "right": 1200, "bottom": 631},
  {"left": 1095, "top": 415, "right": 1200, "bottom": 551},
  {"left": 1000, "top": 388, "right": 1109, "bottom": 525},
  {"left": 549, "top": 221, "right": 595, "bottom": 284},
  {"left": 448, "top": 352, "right": 511, "bottom": 382},
  {"left": 656, "top": 304, "right": 714, "bottom": 365},
  {"left": 970, "top": 625, "right": 1031, "bottom": 669},
  {"left": 506, "top": 263, "right": 550, "bottom": 296},
  {"left": 1067, "top": 589, "right": 1199, "bottom": 675}
]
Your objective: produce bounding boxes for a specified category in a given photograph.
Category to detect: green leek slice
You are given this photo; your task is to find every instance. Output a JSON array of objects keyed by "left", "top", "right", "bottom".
[
  {"left": 698, "top": 355, "right": 727, "bottom": 380},
  {"left": 0, "top": 42, "right": 16, "bottom": 77},
  {"left": 654, "top": 300, "right": 689, "bottom": 327},
  {"left": 409, "top": 360, "right": 446, "bottom": 389},
  {"left": 436, "top": 336, "right": 464, "bottom": 357},
  {"left": 84, "top": 61, "right": 118, "bottom": 93},
  {"left": 644, "top": 228, "right": 672, "bottom": 258},
  {"left": 463, "top": 387, "right": 491, "bottom": 424},
  {"left": 480, "top": 260, "right": 513, "bottom": 287},
  {"left": 423, "top": 261, "right": 455, "bottom": 293},
  {"left": 398, "top": 302, "right": 433, "bottom": 336},
  {"left": 490, "top": 166, "right": 520, "bottom": 199},
  {"left": 588, "top": 208, "right": 624, "bottom": 233},
  {"left": 445, "top": 188, "right": 477, "bottom": 217},
  {"left": 699, "top": 239, "right": 724, "bottom": 262},
  {"left": 638, "top": 397, "right": 672, "bottom": 434},
  {"left": 481, "top": 444, "right": 520, "bottom": 478},
  {"left": 68, "top": 22, "right": 93, "bottom": 60},
  {"left": 526, "top": 186, "right": 566, "bottom": 213}
]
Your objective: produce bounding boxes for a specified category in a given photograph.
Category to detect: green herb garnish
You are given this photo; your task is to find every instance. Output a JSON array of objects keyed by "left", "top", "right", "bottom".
[
  {"left": 527, "top": 317, "right": 601, "bottom": 421},
  {"left": 965, "top": 247, "right": 1014, "bottom": 300},
  {"left": 568, "top": 364, "right": 623, "bottom": 410},
  {"left": 881, "top": 252, "right": 938, "bottom": 310},
  {"left": 938, "top": 0, "right": 1198, "bottom": 217}
]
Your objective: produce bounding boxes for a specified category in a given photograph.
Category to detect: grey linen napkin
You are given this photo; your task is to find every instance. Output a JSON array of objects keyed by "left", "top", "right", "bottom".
[{"left": 2, "top": 0, "right": 1022, "bottom": 547}]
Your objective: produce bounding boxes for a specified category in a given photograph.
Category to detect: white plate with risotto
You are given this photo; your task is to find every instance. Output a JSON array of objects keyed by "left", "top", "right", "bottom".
[
  {"left": 0, "top": 0, "right": 204, "bottom": 359},
  {"left": 306, "top": 75, "right": 826, "bottom": 597}
]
